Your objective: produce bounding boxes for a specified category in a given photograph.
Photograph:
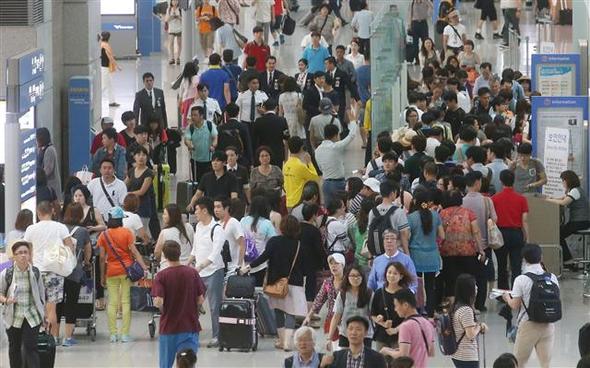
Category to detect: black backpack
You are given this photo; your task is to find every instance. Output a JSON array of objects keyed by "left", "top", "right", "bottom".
[
  {"left": 4, "top": 265, "right": 41, "bottom": 291},
  {"left": 435, "top": 308, "right": 466, "bottom": 355},
  {"left": 218, "top": 126, "right": 245, "bottom": 155},
  {"left": 211, "top": 224, "right": 232, "bottom": 266},
  {"left": 522, "top": 272, "right": 562, "bottom": 323},
  {"left": 367, "top": 206, "right": 397, "bottom": 257}
]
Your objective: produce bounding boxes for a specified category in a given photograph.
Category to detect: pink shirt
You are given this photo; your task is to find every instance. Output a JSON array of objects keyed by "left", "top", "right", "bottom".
[{"left": 398, "top": 316, "right": 435, "bottom": 368}]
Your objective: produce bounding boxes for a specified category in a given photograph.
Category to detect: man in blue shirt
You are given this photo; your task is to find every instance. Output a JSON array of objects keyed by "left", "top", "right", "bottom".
[
  {"left": 199, "top": 53, "right": 231, "bottom": 109},
  {"left": 92, "top": 127, "right": 127, "bottom": 180},
  {"left": 368, "top": 229, "right": 417, "bottom": 292},
  {"left": 356, "top": 54, "right": 371, "bottom": 104},
  {"left": 302, "top": 32, "right": 331, "bottom": 74},
  {"left": 183, "top": 106, "right": 218, "bottom": 182},
  {"left": 222, "top": 50, "right": 242, "bottom": 103}
]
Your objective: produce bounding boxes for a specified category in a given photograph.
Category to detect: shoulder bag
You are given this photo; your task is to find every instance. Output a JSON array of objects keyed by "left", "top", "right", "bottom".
[
  {"left": 104, "top": 230, "right": 144, "bottom": 282},
  {"left": 263, "top": 241, "right": 300, "bottom": 299},
  {"left": 484, "top": 197, "right": 504, "bottom": 250},
  {"left": 99, "top": 178, "right": 116, "bottom": 208}
]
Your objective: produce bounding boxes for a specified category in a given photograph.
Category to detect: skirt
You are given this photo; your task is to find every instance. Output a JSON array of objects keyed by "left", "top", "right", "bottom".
[{"left": 268, "top": 285, "right": 307, "bottom": 317}]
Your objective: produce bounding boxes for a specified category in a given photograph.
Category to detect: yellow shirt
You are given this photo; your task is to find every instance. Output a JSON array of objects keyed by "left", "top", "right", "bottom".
[
  {"left": 363, "top": 99, "right": 372, "bottom": 131},
  {"left": 283, "top": 156, "right": 320, "bottom": 207}
]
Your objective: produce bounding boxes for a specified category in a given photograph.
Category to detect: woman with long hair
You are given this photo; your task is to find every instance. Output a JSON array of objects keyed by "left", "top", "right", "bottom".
[
  {"left": 345, "top": 38, "right": 365, "bottom": 69},
  {"left": 407, "top": 189, "right": 445, "bottom": 317},
  {"left": 290, "top": 180, "right": 324, "bottom": 222},
  {"left": 98, "top": 31, "right": 121, "bottom": 107},
  {"left": 72, "top": 184, "right": 106, "bottom": 234},
  {"left": 179, "top": 62, "right": 200, "bottom": 128},
  {"left": 37, "top": 127, "right": 62, "bottom": 201},
  {"left": 125, "top": 146, "right": 157, "bottom": 238},
  {"left": 165, "top": 0, "right": 183, "bottom": 65},
  {"left": 419, "top": 37, "right": 440, "bottom": 67},
  {"left": 240, "top": 195, "right": 277, "bottom": 285},
  {"left": 327, "top": 264, "right": 374, "bottom": 349},
  {"left": 371, "top": 262, "right": 414, "bottom": 351},
  {"left": 351, "top": 197, "right": 375, "bottom": 269},
  {"left": 58, "top": 203, "right": 93, "bottom": 346},
  {"left": 279, "top": 77, "right": 305, "bottom": 139},
  {"left": 154, "top": 204, "right": 194, "bottom": 268},
  {"left": 61, "top": 176, "right": 82, "bottom": 216},
  {"left": 450, "top": 274, "right": 488, "bottom": 368},
  {"left": 242, "top": 216, "right": 307, "bottom": 351}
]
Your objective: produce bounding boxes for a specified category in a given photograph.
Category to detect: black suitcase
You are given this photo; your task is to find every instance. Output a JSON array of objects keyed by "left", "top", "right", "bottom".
[
  {"left": 226, "top": 274, "right": 256, "bottom": 299},
  {"left": 218, "top": 298, "right": 258, "bottom": 352},
  {"left": 580, "top": 322, "right": 590, "bottom": 357},
  {"left": 176, "top": 181, "right": 198, "bottom": 211},
  {"left": 558, "top": 9, "right": 572, "bottom": 25},
  {"left": 37, "top": 331, "right": 56, "bottom": 368},
  {"left": 255, "top": 292, "right": 277, "bottom": 337}
]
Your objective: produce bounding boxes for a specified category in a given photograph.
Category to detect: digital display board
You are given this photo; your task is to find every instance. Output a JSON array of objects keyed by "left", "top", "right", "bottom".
[{"left": 101, "top": 0, "right": 135, "bottom": 15}]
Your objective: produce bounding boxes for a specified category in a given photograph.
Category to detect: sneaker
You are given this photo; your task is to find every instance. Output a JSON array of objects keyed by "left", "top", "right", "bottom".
[
  {"left": 475, "top": 32, "right": 484, "bottom": 40},
  {"left": 110, "top": 334, "right": 118, "bottom": 343},
  {"left": 493, "top": 33, "right": 503, "bottom": 40},
  {"left": 272, "top": 41, "right": 279, "bottom": 47},
  {"left": 207, "top": 338, "right": 219, "bottom": 348},
  {"left": 108, "top": 102, "right": 120, "bottom": 107},
  {"left": 62, "top": 338, "right": 77, "bottom": 347},
  {"left": 169, "top": 59, "right": 175, "bottom": 65},
  {"left": 120, "top": 335, "right": 133, "bottom": 343},
  {"left": 279, "top": 34, "right": 285, "bottom": 44},
  {"left": 176, "top": 58, "right": 180, "bottom": 65}
]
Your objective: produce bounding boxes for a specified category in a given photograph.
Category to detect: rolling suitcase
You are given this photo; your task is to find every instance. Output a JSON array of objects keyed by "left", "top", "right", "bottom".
[
  {"left": 539, "top": 244, "right": 563, "bottom": 278},
  {"left": 255, "top": 292, "right": 277, "bottom": 336},
  {"left": 37, "top": 331, "right": 56, "bottom": 368},
  {"left": 226, "top": 274, "right": 256, "bottom": 299},
  {"left": 218, "top": 298, "right": 258, "bottom": 352},
  {"left": 176, "top": 181, "right": 198, "bottom": 210},
  {"left": 153, "top": 163, "right": 171, "bottom": 211}
]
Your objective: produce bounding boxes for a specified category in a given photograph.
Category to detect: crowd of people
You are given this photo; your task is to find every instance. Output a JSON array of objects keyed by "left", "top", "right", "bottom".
[{"left": 2, "top": 1, "right": 590, "bottom": 368}]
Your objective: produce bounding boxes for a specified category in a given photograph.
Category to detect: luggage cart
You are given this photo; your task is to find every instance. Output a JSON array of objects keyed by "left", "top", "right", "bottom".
[
  {"left": 75, "top": 259, "right": 97, "bottom": 341},
  {"left": 130, "top": 254, "right": 161, "bottom": 338}
]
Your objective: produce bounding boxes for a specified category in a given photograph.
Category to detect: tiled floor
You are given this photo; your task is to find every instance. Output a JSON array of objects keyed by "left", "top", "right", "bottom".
[{"left": 2, "top": 1, "right": 586, "bottom": 367}]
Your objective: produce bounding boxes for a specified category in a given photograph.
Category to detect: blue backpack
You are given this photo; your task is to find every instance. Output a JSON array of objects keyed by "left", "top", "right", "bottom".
[{"left": 435, "top": 310, "right": 465, "bottom": 355}]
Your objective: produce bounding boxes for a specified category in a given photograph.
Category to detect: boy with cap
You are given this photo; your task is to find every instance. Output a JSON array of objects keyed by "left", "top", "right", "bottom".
[
  {"left": 309, "top": 98, "right": 342, "bottom": 149},
  {"left": 90, "top": 117, "right": 127, "bottom": 155}
]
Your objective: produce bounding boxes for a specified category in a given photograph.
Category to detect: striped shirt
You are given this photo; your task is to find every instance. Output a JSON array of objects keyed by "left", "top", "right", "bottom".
[{"left": 451, "top": 306, "right": 479, "bottom": 362}]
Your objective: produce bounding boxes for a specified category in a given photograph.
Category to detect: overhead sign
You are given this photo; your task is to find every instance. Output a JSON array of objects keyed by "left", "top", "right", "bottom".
[
  {"left": 18, "top": 49, "right": 45, "bottom": 85},
  {"left": 531, "top": 96, "right": 589, "bottom": 196},
  {"left": 531, "top": 54, "right": 580, "bottom": 96},
  {"left": 18, "top": 77, "right": 45, "bottom": 113},
  {"left": 102, "top": 22, "right": 136, "bottom": 31}
]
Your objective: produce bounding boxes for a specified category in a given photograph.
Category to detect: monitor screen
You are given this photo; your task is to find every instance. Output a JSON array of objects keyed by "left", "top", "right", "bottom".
[{"left": 101, "top": 0, "right": 135, "bottom": 15}]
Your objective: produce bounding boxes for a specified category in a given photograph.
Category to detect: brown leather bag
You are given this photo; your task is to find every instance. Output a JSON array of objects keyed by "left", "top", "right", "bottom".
[{"left": 263, "top": 242, "right": 300, "bottom": 299}]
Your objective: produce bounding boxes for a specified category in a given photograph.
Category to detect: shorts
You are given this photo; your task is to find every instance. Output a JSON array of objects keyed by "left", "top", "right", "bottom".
[
  {"left": 43, "top": 272, "right": 65, "bottom": 303},
  {"left": 168, "top": 32, "right": 182, "bottom": 36},
  {"left": 480, "top": 2, "right": 498, "bottom": 21},
  {"left": 271, "top": 15, "right": 283, "bottom": 31}
]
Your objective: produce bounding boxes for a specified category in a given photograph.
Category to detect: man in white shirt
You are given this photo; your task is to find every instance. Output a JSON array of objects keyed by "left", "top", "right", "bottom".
[
  {"left": 315, "top": 113, "right": 357, "bottom": 204},
  {"left": 188, "top": 197, "right": 226, "bottom": 348},
  {"left": 213, "top": 197, "right": 245, "bottom": 270},
  {"left": 24, "top": 201, "right": 74, "bottom": 338},
  {"left": 87, "top": 158, "right": 128, "bottom": 219},
  {"left": 351, "top": 2, "right": 373, "bottom": 54},
  {"left": 442, "top": 10, "right": 467, "bottom": 58},
  {"left": 187, "top": 83, "right": 222, "bottom": 123},
  {"left": 300, "top": 30, "right": 329, "bottom": 51},
  {"left": 235, "top": 75, "right": 269, "bottom": 127},
  {"left": 503, "top": 244, "right": 559, "bottom": 368}
]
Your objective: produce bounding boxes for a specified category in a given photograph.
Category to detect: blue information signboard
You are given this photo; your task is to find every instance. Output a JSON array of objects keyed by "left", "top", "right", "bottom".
[
  {"left": 68, "top": 77, "right": 93, "bottom": 173},
  {"left": 531, "top": 54, "right": 581, "bottom": 96},
  {"left": 18, "top": 49, "right": 45, "bottom": 85},
  {"left": 18, "top": 76, "right": 45, "bottom": 113},
  {"left": 20, "top": 129, "right": 37, "bottom": 203}
]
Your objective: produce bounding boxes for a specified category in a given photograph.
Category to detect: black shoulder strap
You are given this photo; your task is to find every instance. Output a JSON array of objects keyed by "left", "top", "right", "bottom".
[
  {"left": 99, "top": 178, "right": 116, "bottom": 207},
  {"left": 210, "top": 223, "right": 220, "bottom": 241},
  {"left": 329, "top": 115, "right": 336, "bottom": 125},
  {"left": 207, "top": 120, "right": 213, "bottom": 133},
  {"left": 408, "top": 316, "right": 430, "bottom": 350},
  {"left": 449, "top": 24, "right": 462, "bottom": 41},
  {"left": 319, "top": 14, "right": 329, "bottom": 33}
]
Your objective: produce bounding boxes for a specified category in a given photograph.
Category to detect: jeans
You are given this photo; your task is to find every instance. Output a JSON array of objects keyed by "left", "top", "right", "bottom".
[
  {"left": 410, "top": 20, "right": 429, "bottom": 63},
  {"left": 494, "top": 228, "right": 525, "bottom": 290},
  {"left": 502, "top": 8, "right": 520, "bottom": 44},
  {"left": 452, "top": 359, "right": 479, "bottom": 368},
  {"left": 560, "top": 221, "right": 590, "bottom": 261},
  {"left": 513, "top": 321, "right": 554, "bottom": 368},
  {"left": 7, "top": 319, "right": 40, "bottom": 368},
  {"left": 417, "top": 272, "right": 436, "bottom": 317},
  {"left": 322, "top": 179, "right": 345, "bottom": 206},
  {"left": 159, "top": 332, "right": 199, "bottom": 368},
  {"left": 106, "top": 274, "right": 132, "bottom": 335},
  {"left": 275, "top": 309, "right": 296, "bottom": 329},
  {"left": 202, "top": 268, "right": 225, "bottom": 339}
]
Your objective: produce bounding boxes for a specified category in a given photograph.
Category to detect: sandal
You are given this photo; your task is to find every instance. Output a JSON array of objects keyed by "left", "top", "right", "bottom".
[{"left": 95, "top": 300, "right": 105, "bottom": 311}]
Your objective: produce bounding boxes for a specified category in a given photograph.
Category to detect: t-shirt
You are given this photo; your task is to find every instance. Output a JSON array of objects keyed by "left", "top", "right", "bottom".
[
  {"left": 97, "top": 227, "right": 136, "bottom": 277},
  {"left": 367, "top": 203, "right": 410, "bottom": 234},
  {"left": 191, "top": 220, "right": 225, "bottom": 277},
  {"left": 351, "top": 9, "right": 373, "bottom": 39},
  {"left": 333, "top": 290, "right": 373, "bottom": 338},
  {"left": 159, "top": 224, "right": 194, "bottom": 269},
  {"left": 240, "top": 216, "right": 276, "bottom": 255},
  {"left": 221, "top": 217, "right": 244, "bottom": 269},
  {"left": 197, "top": 171, "right": 239, "bottom": 199},
  {"left": 370, "top": 288, "right": 404, "bottom": 345},
  {"left": 283, "top": 156, "right": 320, "bottom": 207},
  {"left": 451, "top": 306, "right": 479, "bottom": 362},
  {"left": 123, "top": 211, "right": 144, "bottom": 236},
  {"left": 243, "top": 42, "right": 271, "bottom": 72},
  {"left": 152, "top": 265, "right": 206, "bottom": 334},
  {"left": 24, "top": 220, "right": 70, "bottom": 272},
  {"left": 443, "top": 23, "right": 467, "bottom": 48},
  {"left": 407, "top": 210, "right": 442, "bottom": 273},
  {"left": 513, "top": 158, "right": 545, "bottom": 194},
  {"left": 398, "top": 316, "right": 436, "bottom": 368},
  {"left": 511, "top": 263, "right": 559, "bottom": 324},
  {"left": 309, "top": 114, "right": 342, "bottom": 147},
  {"left": 254, "top": 0, "right": 273, "bottom": 22},
  {"left": 184, "top": 123, "right": 218, "bottom": 162},
  {"left": 199, "top": 68, "right": 231, "bottom": 109}
]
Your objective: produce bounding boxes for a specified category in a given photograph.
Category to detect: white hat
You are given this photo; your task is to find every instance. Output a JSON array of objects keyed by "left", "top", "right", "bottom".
[
  {"left": 363, "top": 178, "right": 381, "bottom": 193},
  {"left": 327, "top": 253, "right": 346, "bottom": 266}
]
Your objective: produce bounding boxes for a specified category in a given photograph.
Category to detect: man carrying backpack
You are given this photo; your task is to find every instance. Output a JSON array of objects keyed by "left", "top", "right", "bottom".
[
  {"left": 217, "top": 103, "right": 253, "bottom": 167},
  {"left": 367, "top": 181, "right": 411, "bottom": 255},
  {"left": 502, "top": 243, "right": 561, "bottom": 368}
]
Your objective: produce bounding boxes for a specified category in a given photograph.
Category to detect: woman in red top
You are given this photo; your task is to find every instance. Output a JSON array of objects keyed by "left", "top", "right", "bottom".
[{"left": 98, "top": 207, "right": 147, "bottom": 343}]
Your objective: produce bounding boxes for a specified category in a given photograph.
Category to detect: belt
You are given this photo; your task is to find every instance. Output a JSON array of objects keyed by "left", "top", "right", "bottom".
[{"left": 325, "top": 178, "right": 345, "bottom": 181}]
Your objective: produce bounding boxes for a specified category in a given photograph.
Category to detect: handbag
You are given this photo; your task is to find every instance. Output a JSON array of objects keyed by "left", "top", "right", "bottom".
[
  {"left": 232, "top": 27, "right": 248, "bottom": 49},
  {"left": 281, "top": 13, "right": 296, "bottom": 36},
  {"left": 295, "top": 94, "right": 306, "bottom": 125},
  {"left": 103, "top": 230, "right": 144, "bottom": 282},
  {"left": 75, "top": 165, "right": 94, "bottom": 185},
  {"left": 263, "top": 242, "right": 300, "bottom": 299},
  {"left": 209, "top": 16, "right": 224, "bottom": 31},
  {"left": 484, "top": 197, "right": 504, "bottom": 250},
  {"left": 43, "top": 240, "right": 77, "bottom": 277}
]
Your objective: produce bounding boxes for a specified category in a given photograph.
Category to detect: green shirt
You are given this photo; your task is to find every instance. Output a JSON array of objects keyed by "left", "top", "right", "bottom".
[
  {"left": 12, "top": 267, "right": 42, "bottom": 328},
  {"left": 184, "top": 122, "right": 218, "bottom": 162}
]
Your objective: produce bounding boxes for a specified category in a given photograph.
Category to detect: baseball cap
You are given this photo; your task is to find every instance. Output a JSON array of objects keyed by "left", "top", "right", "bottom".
[
  {"left": 101, "top": 116, "right": 114, "bottom": 126},
  {"left": 319, "top": 98, "right": 333, "bottom": 113},
  {"left": 363, "top": 178, "right": 381, "bottom": 193},
  {"left": 108, "top": 206, "right": 127, "bottom": 220},
  {"left": 327, "top": 253, "right": 346, "bottom": 266}
]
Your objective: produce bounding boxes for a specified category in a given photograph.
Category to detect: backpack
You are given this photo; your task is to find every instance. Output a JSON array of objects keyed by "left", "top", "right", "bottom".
[
  {"left": 367, "top": 206, "right": 397, "bottom": 257},
  {"left": 243, "top": 231, "right": 259, "bottom": 263},
  {"left": 211, "top": 223, "right": 232, "bottom": 266},
  {"left": 218, "top": 126, "right": 245, "bottom": 155},
  {"left": 350, "top": 0, "right": 363, "bottom": 11},
  {"left": 435, "top": 309, "right": 466, "bottom": 355},
  {"left": 4, "top": 265, "right": 41, "bottom": 291},
  {"left": 522, "top": 272, "right": 562, "bottom": 323}
]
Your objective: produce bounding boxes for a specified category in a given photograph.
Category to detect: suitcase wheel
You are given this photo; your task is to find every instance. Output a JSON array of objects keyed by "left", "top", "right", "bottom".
[
  {"left": 90, "top": 327, "right": 96, "bottom": 342},
  {"left": 148, "top": 320, "right": 156, "bottom": 338}
]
